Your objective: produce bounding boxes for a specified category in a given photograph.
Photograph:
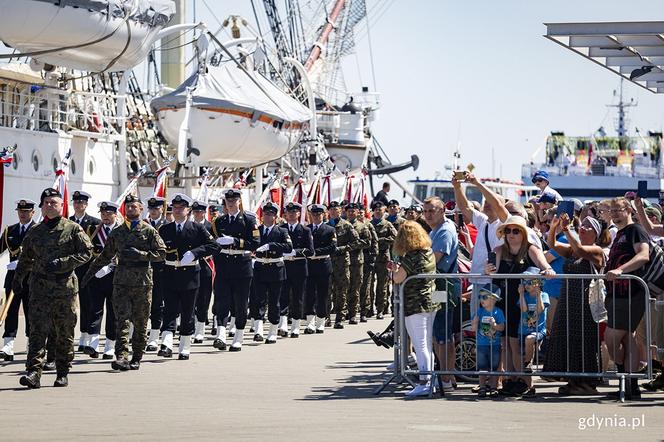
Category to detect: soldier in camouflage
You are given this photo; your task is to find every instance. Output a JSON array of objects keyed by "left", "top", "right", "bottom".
[
  {"left": 359, "top": 204, "right": 379, "bottom": 321},
  {"left": 327, "top": 201, "right": 359, "bottom": 329},
  {"left": 14, "top": 188, "right": 93, "bottom": 389},
  {"left": 370, "top": 201, "right": 398, "bottom": 319},
  {"left": 344, "top": 203, "right": 372, "bottom": 324},
  {"left": 386, "top": 199, "right": 406, "bottom": 232},
  {"left": 83, "top": 195, "right": 166, "bottom": 371}
]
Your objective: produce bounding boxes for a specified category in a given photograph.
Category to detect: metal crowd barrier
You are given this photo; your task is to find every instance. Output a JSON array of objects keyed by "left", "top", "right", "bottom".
[{"left": 376, "top": 273, "right": 655, "bottom": 402}]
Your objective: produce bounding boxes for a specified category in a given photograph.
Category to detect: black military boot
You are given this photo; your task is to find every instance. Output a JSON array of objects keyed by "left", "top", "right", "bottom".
[
  {"left": 19, "top": 371, "right": 41, "bottom": 389},
  {"left": 53, "top": 373, "right": 69, "bottom": 387},
  {"left": 43, "top": 360, "right": 56, "bottom": 371},
  {"left": 111, "top": 358, "right": 130, "bottom": 371},
  {"left": 129, "top": 357, "right": 141, "bottom": 370}
]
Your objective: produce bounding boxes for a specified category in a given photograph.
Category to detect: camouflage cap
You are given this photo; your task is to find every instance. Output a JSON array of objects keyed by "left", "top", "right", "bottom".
[{"left": 345, "top": 202, "right": 360, "bottom": 210}]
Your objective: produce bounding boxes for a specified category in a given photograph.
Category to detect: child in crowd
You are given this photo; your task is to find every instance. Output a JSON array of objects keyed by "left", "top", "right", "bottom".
[
  {"left": 471, "top": 283, "right": 505, "bottom": 398},
  {"left": 518, "top": 267, "right": 550, "bottom": 393}
]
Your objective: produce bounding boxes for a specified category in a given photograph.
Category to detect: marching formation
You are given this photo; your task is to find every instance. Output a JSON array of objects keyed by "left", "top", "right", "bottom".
[{"left": 0, "top": 186, "right": 415, "bottom": 388}]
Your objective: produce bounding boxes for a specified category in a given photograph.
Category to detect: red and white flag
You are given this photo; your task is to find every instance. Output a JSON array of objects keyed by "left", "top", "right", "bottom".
[
  {"left": 152, "top": 165, "right": 169, "bottom": 199},
  {"left": 115, "top": 177, "right": 140, "bottom": 218},
  {"left": 52, "top": 150, "right": 72, "bottom": 218}
]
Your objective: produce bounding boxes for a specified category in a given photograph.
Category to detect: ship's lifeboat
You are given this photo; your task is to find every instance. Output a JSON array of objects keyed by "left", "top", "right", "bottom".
[
  {"left": 0, "top": 0, "right": 175, "bottom": 72},
  {"left": 150, "top": 63, "right": 313, "bottom": 168}
]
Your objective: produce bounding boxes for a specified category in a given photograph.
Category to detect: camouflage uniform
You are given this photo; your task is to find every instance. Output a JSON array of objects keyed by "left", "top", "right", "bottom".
[
  {"left": 329, "top": 218, "right": 359, "bottom": 323},
  {"left": 373, "top": 218, "right": 397, "bottom": 315},
  {"left": 399, "top": 249, "right": 438, "bottom": 316},
  {"left": 359, "top": 220, "right": 379, "bottom": 318},
  {"left": 84, "top": 220, "right": 165, "bottom": 362},
  {"left": 347, "top": 219, "right": 371, "bottom": 320},
  {"left": 13, "top": 217, "right": 93, "bottom": 376}
]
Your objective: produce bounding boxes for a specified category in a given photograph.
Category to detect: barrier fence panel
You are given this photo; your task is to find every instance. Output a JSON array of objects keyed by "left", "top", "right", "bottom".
[{"left": 375, "top": 273, "right": 655, "bottom": 402}]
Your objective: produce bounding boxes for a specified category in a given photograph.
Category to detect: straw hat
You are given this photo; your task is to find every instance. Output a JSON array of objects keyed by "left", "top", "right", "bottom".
[{"left": 496, "top": 215, "right": 529, "bottom": 239}]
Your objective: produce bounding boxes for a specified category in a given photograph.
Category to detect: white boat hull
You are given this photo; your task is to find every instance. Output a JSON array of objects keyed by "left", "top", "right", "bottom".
[{"left": 0, "top": 0, "right": 174, "bottom": 72}]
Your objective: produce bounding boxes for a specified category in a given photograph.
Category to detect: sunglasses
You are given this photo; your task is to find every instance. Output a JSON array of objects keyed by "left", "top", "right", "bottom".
[
  {"left": 521, "top": 279, "right": 541, "bottom": 286},
  {"left": 479, "top": 294, "right": 493, "bottom": 300},
  {"left": 503, "top": 227, "right": 522, "bottom": 235},
  {"left": 534, "top": 178, "right": 546, "bottom": 183}
]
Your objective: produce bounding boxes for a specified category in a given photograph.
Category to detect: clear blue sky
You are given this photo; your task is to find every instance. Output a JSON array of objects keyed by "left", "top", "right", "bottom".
[{"left": 177, "top": 1, "right": 664, "bottom": 189}]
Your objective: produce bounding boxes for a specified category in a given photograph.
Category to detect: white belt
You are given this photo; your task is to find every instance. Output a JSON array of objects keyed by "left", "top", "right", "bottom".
[
  {"left": 284, "top": 256, "right": 307, "bottom": 261},
  {"left": 164, "top": 260, "right": 198, "bottom": 268},
  {"left": 220, "top": 249, "right": 251, "bottom": 256},
  {"left": 255, "top": 257, "right": 284, "bottom": 264},
  {"left": 308, "top": 255, "right": 330, "bottom": 260}
]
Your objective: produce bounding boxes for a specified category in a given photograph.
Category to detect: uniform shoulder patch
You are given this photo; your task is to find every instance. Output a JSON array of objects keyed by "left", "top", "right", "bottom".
[{"left": 252, "top": 229, "right": 260, "bottom": 238}]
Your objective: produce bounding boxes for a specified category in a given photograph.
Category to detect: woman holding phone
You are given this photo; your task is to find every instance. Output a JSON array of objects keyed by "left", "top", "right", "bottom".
[{"left": 485, "top": 215, "right": 555, "bottom": 397}]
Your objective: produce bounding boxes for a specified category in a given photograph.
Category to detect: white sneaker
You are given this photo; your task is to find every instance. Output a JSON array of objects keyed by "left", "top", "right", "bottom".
[
  {"left": 1, "top": 337, "right": 14, "bottom": 356},
  {"left": 406, "top": 383, "right": 431, "bottom": 397}
]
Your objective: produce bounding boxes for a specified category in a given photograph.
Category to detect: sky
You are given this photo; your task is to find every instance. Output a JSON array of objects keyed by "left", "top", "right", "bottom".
[{"left": 188, "top": 0, "right": 664, "bottom": 191}]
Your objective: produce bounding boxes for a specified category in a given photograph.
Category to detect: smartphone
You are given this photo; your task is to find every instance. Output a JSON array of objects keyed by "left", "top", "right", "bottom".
[
  {"left": 638, "top": 180, "right": 648, "bottom": 198},
  {"left": 454, "top": 170, "right": 467, "bottom": 181},
  {"left": 456, "top": 212, "right": 464, "bottom": 226},
  {"left": 556, "top": 200, "right": 575, "bottom": 219},
  {"left": 487, "top": 251, "right": 496, "bottom": 266}
]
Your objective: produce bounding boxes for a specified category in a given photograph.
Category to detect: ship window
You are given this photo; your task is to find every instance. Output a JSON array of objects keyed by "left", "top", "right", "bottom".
[
  {"left": 31, "top": 151, "right": 40, "bottom": 172},
  {"left": 52, "top": 157, "right": 59, "bottom": 173},
  {"left": 433, "top": 187, "right": 454, "bottom": 202},
  {"left": 414, "top": 184, "right": 428, "bottom": 202},
  {"left": 70, "top": 158, "right": 76, "bottom": 176},
  {"left": 11, "top": 152, "right": 18, "bottom": 170},
  {"left": 88, "top": 158, "right": 95, "bottom": 175}
]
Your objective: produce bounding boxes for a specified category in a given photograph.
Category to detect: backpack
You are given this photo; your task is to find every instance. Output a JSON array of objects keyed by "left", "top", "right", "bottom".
[{"left": 640, "top": 240, "right": 664, "bottom": 296}]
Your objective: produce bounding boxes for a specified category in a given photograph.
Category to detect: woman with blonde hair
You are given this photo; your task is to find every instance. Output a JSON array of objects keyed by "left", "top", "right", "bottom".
[
  {"left": 389, "top": 220, "right": 438, "bottom": 397},
  {"left": 486, "top": 215, "right": 554, "bottom": 397}
]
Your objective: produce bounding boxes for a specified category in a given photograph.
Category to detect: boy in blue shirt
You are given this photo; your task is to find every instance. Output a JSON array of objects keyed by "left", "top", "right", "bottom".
[
  {"left": 471, "top": 283, "right": 505, "bottom": 398},
  {"left": 518, "top": 267, "right": 550, "bottom": 394}
]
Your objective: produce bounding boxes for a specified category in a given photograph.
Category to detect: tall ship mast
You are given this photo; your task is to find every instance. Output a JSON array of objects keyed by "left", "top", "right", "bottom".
[{"left": 0, "top": 0, "right": 416, "bottom": 279}]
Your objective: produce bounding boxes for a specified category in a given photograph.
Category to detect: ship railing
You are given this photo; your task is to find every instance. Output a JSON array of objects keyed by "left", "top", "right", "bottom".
[{"left": 0, "top": 83, "right": 126, "bottom": 141}]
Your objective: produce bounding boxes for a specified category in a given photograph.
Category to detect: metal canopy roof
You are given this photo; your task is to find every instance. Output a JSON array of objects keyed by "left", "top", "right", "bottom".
[{"left": 545, "top": 21, "right": 664, "bottom": 93}]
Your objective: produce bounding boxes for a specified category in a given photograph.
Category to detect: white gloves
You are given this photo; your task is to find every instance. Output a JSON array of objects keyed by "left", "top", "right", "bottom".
[
  {"left": 95, "top": 265, "right": 113, "bottom": 279},
  {"left": 180, "top": 251, "right": 196, "bottom": 266},
  {"left": 255, "top": 244, "right": 270, "bottom": 253},
  {"left": 6, "top": 261, "right": 17, "bottom": 271},
  {"left": 283, "top": 250, "right": 296, "bottom": 258},
  {"left": 216, "top": 235, "right": 235, "bottom": 246}
]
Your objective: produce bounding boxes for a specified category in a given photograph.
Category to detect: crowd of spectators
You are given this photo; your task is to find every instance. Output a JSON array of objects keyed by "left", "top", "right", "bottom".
[{"left": 384, "top": 170, "right": 663, "bottom": 400}]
